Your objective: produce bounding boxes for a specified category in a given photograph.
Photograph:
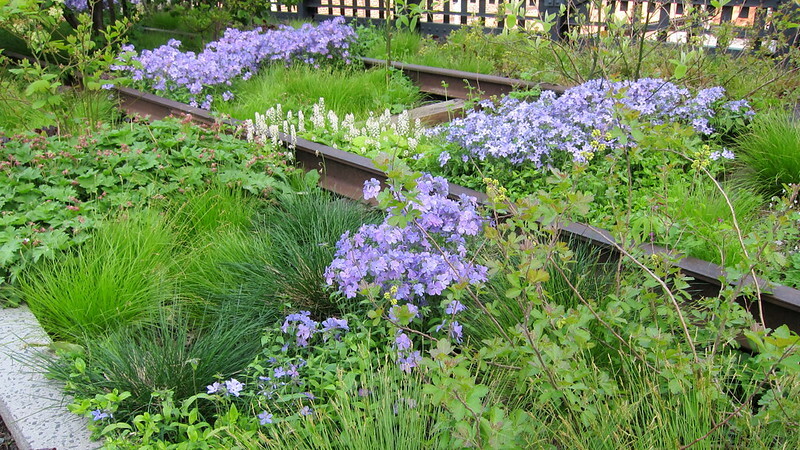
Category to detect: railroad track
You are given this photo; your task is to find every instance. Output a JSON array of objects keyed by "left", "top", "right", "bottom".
[
  {"left": 359, "top": 57, "right": 567, "bottom": 99},
  {"left": 109, "top": 60, "right": 800, "bottom": 333}
]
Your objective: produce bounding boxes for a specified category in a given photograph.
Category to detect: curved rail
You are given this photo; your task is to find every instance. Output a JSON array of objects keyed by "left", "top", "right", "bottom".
[{"left": 359, "top": 57, "right": 568, "bottom": 99}]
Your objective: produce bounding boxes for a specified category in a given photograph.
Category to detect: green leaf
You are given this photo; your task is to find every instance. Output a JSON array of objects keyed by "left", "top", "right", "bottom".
[
  {"left": 25, "top": 79, "right": 53, "bottom": 96},
  {"left": 101, "top": 423, "right": 132, "bottom": 435},
  {"left": 525, "top": 269, "right": 550, "bottom": 284},
  {"left": 74, "top": 357, "right": 86, "bottom": 374},
  {"left": 429, "top": 338, "right": 452, "bottom": 360},
  {"left": 0, "top": 239, "right": 22, "bottom": 266}
]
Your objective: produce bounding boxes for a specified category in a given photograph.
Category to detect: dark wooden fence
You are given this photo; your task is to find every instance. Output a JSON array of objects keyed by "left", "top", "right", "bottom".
[{"left": 268, "top": 0, "right": 793, "bottom": 47}]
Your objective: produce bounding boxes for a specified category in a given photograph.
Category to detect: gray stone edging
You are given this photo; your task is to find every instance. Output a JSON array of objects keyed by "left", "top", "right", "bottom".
[{"left": 0, "top": 306, "right": 98, "bottom": 450}]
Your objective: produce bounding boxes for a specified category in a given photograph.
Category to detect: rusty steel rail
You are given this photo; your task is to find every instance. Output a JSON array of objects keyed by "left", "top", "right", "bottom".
[
  {"left": 115, "top": 84, "right": 800, "bottom": 336},
  {"left": 560, "top": 223, "right": 800, "bottom": 334},
  {"left": 360, "top": 57, "right": 568, "bottom": 99}
]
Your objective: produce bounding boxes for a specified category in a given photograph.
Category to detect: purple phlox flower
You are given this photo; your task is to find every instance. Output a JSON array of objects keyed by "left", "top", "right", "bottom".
[
  {"left": 321, "top": 317, "right": 349, "bottom": 333},
  {"left": 442, "top": 78, "right": 746, "bottom": 167},
  {"left": 303, "top": 392, "right": 316, "bottom": 400},
  {"left": 296, "top": 323, "right": 315, "bottom": 346},
  {"left": 398, "top": 351, "right": 422, "bottom": 373},
  {"left": 274, "top": 367, "right": 287, "bottom": 378},
  {"left": 709, "top": 148, "right": 735, "bottom": 161},
  {"left": 358, "top": 387, "right": 371, "bottom": 397},
  {"left": 445, "top": 300, "right": 466, "bottom": 315},
  {"left": 65, "top": 0, "right": 90, "bottom": 12},
  {"left": 111, "top": 18, "right": 355, "bottom": 110},
  {"left": 299, "top": 406, "right": 313, "bottom": 416},
  {"left": 722, "top": 99, "right": 753, "bottom": 116},
  {"left": 282, "top": 311, "right": 319, "bottom": 347},
  {"left": 363, "top": 178, "right": 382, "bottom": 200},
  {"left": 91, "top": 409, "right": 111, "bottom": 421},
  {"left": 449, "top": 321, "right": 463, "bottom": 343},
  {"left": 287, "top": 364, "right": 301, "bottom": 379},
  {"left": 225, "top": 378, "right": 244, "bottom": 397},
  {"left": 258, "top": 411, "right": 273, "bottom": 425},
  {"left": 325, "top": 173, "right": 488, "bottom": 305},
  {"left": 438, "top": 151, "right": 451, "bottom": 166},
  {"left": 395, "top": 332, "right": 413, "bottom": 351},
  {"left": 206, "top": 381, "right": 223, "bottom": 394}
]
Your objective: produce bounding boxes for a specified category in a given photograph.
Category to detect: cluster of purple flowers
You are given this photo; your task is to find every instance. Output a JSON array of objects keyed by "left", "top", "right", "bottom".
[
  {"left": 391, "top": 327, "right": 422, "bottom": 372},
  {"left": 111, "top": 17, "right": 355, "bottom": 109},
  {"left": 281, "top": 311, "right": 349, "bottom": 348},
  {"left": 390, "top": 299, "right": 466, "bottom": 372},
  {"left": 325, "top": 175, "right": 488, "bottom": 302},
  {"left": 257, "top": 360, "right": 306, "bottom": 399},
  {"left": 710, "top": 148, "right": 736, "bottom": 161},
  {"left": 255, "top": 358, "right": 315, "bottom": 424},
  {"left": 64, "top": 0, "right": 89, "bottom": 11},
  {"left": 65, "top": 0, "right": 138, "bottom": 12},
  {"left": 438, "top": 299, "right": 466, "bottom": 343},
  {"left": 206, "top": 378, "right": 245, "bottom": 397},
  {"left": 443, "top": 78, "right": 753, "bottom": 167}
]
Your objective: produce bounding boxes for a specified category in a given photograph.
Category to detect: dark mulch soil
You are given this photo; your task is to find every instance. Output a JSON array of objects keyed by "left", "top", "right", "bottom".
[{"left": 0, "top": 414, "right": 18, "bottom": 450}]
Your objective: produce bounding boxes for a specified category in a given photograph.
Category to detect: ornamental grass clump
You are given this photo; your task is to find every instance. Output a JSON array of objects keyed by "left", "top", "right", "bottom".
[
  {"left": 112, "top": 17, "right": 356, "bottom": 109},
  {"left": 45, "top": 306, "right": 267, "bottom": 422},
  {"left": 735, "top": 110, "right": 800, "bottom": 197},
  {"left": 441, "top": 78, "right": 752, "bottom": 167},
  {"left": 250, "top": 185, "right": 383, "bottom": 317},
  {"left": 19, "top": 209, "right": 176, "bottom": 341},
  {"left": 179, "top": 179, "right": 380, "bottom": 320},
  {"left": 256, "top": 362, "right": 443, "bottom": 449},
  {"left": 664, "top": 180, "right": 763, "bottom": 267}
]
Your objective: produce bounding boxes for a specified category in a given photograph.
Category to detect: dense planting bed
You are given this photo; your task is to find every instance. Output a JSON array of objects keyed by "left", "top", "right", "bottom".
[
  {"left": 248, "top": 74, "right": 800, "bottom": 292},
  {"left": 3, "top": 5, "right": 800, "bottom": 448}
]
